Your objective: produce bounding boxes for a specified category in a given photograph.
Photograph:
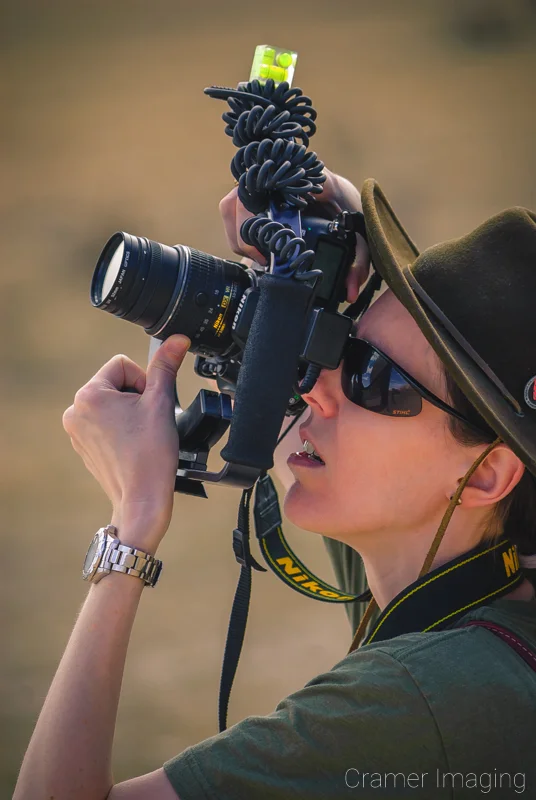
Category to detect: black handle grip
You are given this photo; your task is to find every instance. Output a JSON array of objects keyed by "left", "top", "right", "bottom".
[{"left": 220, "top": 273, "right": 314, "bottom": 471}]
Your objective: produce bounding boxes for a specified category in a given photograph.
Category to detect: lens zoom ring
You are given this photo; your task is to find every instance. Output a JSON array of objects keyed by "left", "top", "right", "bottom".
[
  {"left": 188, "top": 249, "right": 217, "bottom": 289},
  {"left": 161, "top": 248, "right": 217, "bottom": 338},
  {"left": 149, "top": 239, "right": 162, "bottom": 272}
]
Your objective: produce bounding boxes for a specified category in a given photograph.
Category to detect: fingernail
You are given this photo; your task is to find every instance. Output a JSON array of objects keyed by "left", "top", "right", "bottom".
[{"left": 167, "top": 335, "right": 190, "bottom": 355}]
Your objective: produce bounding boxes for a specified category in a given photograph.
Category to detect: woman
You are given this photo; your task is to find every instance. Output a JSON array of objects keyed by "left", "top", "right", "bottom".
[{"left": 14, "top": 173, "right": 536, "bottom": 799}]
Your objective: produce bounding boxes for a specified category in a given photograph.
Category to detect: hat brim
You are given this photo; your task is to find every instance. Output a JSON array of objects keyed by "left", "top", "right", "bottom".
[{"left": 361, "top": 178, "right": 536, "bottom": 476}]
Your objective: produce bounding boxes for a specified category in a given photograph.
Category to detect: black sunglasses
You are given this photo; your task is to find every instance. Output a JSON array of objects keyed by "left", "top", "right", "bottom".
[{"left": 341, "top": 338, "right": 490, "bottom": 436}]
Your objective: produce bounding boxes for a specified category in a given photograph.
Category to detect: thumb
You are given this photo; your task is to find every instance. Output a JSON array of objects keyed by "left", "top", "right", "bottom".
[{"left": 144, "top": 335, "right": 191, "bottom": 396}]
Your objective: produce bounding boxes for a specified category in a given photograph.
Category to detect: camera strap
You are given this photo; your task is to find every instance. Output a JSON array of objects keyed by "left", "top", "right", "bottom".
[
  {"left": 219, "top": 474, "right": 371, "bottom": 733},
  {"left": 360, "top": 538, "right": 523, "bottom": 646},
  {"left": 220, "top": 480, "right": 524, "bottom": 730},
  {"left": 459, "top": 621, "right": 536, "bottom": 673},
  {"left": 254, "top": 472, "right": 372, "bottom": 604},
  {"left": 218, "top": 486, "right": 267, "bottom": 733}
]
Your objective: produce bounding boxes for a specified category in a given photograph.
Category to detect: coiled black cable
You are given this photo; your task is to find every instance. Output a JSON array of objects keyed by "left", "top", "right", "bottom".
[
  {"left": 206, "top": 79, "right": 317, "bottom": 145},
  {"left": 205, "top": 78, "right": 327, "bottom": 393},
  {"left": 231, "top": 139, "right": 325, "bottom": 214},
  {"left": 240, "top": 215, "right": 319, "bottom": 281},
  {"left": 241, "top": 213, "right": 321, "bottom": 397},
  {"left": 205, "top": 79, "right": 326, "bottom": 215}
]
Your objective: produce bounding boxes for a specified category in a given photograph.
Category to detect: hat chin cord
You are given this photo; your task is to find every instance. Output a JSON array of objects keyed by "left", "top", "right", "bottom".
[{"left": 348, "top": 437, "right": 502, "bottom": 653}]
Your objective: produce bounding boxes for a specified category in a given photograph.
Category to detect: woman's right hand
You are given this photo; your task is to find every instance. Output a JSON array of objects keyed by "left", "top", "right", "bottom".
[{"left": 219, "top": 168, "right": 371, "bottom": 303}]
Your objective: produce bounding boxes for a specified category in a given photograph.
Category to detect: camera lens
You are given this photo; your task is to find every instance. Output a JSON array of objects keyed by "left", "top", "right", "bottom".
[
  {"left": 100, "top": 239, "right": 124, "bottom": 302},
  {"left": 91, "top": 232, "right": 251, "bottom": 356}
]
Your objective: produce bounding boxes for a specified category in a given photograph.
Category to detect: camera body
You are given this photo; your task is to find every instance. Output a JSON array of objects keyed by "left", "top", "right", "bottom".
[
  {"left": 92, "top": 210, "right": 358, "bottom": 395},
  {"left": 91, "top": 209, "right": 359, "bottom": 490},
  {"left": 193, "top": 212, "right": 358, "bottom": 402},
  {"left": 90, "top": 66, "right": 371, "bottom": 490}
]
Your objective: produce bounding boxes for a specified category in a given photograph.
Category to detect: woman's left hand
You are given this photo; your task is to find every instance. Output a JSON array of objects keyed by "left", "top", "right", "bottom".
[{"left": 62, "top": 334, "right": 190, "bottom": 553}]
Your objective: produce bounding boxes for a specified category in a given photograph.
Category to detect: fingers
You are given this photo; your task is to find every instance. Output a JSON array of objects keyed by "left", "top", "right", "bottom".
[
  {"left": 355, "top": 232, "right": 370, "bottom": 278},
  {"left": 329, "top": 173, "right": 363, "bottom": 213},
  {"left": 92, "top": 353, "right": 147, "bottom": 393},
  {"left": 144, "top": 334, "right": 191, "bottom": 396},
  {"left": 220, "top": 171, "right": 368, "bottom": 301},
  {"left": 220, "top": 190, "right": 240, "bottom": 252},
  {"left": 63, "top": 336, "right": 190, "bottom": 437},
  {"left": 62, "top": 405, "right": 75, "bottom": 435},
  {"left": 345, "top": 234, "right": 371, "bottom": 303},
  {"left": 316, "top": 169, "right": 363, "bottom": 215},
  {"left": 314, "top": 169, "right": 343, "bottom": 215},
  {"left": 346, "top": 265, "right": 360, "bottom": 304},
  {"left": 219, "top": 189, "right": 266, "bottom": 264},
  {"left": 235, "top": 201, "right": 266, "bottom": 264}
]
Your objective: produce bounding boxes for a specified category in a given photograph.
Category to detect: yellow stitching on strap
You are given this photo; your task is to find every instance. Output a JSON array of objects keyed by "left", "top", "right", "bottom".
[
  {"left": 423, "top": 578, "right": 522, "bottom": 631},
  {"left": 367, "top": 539, "right": 509, "bottom": 643}
]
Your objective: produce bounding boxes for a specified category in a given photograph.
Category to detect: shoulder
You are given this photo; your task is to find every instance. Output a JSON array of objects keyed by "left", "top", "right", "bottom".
[
  {"left": 164, "top": 649, "right": 445, "bottom": 800},
  {"left": 378, "top": 597, "right": 536, "bottom": 658},
  {"left": 163, "top": 607, "right": 536, "bottom": 799},
  {"left": 359, "top": 601, "right": 536, "bottom": 713},
  {"left": 331, "top": 627, "right": 476, "bottom": 715},
  {"left": 164, "top": 617, "right": 536, "bottom": 799}
]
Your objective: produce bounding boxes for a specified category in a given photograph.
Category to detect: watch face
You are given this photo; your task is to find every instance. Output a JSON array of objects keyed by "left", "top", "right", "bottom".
[{"left": 82, "top": 531, "right": 106, "bottom": 580}]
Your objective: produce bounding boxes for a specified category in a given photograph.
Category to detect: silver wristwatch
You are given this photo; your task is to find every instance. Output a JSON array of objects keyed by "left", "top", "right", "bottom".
[{"left": 82, "top": 525, "right": 162, "bottom": 587}]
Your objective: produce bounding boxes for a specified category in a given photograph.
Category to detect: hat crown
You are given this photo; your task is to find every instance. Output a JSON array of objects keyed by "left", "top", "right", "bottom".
[
  {"left": 413, "top": 207, "right": 536, "bottom": 414},
  {"left": 361, "top": 177, "right": 536, "bottom": 475}
]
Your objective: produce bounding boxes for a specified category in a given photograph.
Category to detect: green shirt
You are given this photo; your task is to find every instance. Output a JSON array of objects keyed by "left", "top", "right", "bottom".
[{"left": 164, "top": 543, "right": 536, "bottom": 799}]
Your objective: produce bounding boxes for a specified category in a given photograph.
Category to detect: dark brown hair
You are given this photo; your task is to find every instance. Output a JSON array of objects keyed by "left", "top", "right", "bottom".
[{"left": 444, "top": 370, "right": 536, "bottom": 555}]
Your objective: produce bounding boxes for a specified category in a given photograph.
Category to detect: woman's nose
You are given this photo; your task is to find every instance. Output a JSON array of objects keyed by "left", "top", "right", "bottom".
[{"left": 301, "top": 365, "right": 342, "bottom": 417}]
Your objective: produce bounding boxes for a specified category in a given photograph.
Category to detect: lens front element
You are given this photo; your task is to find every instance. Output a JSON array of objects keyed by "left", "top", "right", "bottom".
[
  {"left": 91, "top": 231, "right": 251, "bottom": 356},
  {"left": 100, "top": 240, "right": 125, "bottom": 303}
]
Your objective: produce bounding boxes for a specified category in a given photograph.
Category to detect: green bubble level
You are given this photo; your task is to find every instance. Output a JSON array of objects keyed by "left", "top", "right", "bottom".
[{"left": 250, "top": 44, "right": 298, "bottom": 87}]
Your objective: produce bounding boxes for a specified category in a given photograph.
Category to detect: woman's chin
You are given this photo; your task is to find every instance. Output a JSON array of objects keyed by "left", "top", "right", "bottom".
[{"left": 283, "top": 480, "right": 330, "bottom": 533}]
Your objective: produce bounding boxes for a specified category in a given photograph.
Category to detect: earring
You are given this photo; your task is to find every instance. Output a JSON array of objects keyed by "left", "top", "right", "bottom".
[{"left": 450, "top": 477, "right": 463, "bottom": 506}]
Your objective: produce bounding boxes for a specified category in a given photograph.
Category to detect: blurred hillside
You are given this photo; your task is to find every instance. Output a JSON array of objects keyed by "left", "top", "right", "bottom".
[{"left": 2, "top": 0, "right": 536, "bottom": 793}]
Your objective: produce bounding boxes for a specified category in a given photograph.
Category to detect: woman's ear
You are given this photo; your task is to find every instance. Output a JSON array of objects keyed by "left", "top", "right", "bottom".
[{"left": 452, "top": 444, "right": 525, "bottom": 509}]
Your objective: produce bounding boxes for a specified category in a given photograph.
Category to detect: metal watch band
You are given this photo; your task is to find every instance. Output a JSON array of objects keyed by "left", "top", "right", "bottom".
[
  {"left": 105, "top": 543, "right": 162, "bottom": 587},
  {"left": 83, "top": 525, "right": 163, "bottom": 587}
]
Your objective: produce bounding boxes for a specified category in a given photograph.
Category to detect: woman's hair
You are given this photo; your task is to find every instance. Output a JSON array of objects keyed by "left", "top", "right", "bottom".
[{"left": 444, "top": 369, "right": 536, "bottom": 555}]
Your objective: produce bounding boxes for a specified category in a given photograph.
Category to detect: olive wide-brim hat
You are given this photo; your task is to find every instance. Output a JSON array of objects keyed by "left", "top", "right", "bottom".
[{"left": 360, "top": 179, "right": 536, "bottom": 477}]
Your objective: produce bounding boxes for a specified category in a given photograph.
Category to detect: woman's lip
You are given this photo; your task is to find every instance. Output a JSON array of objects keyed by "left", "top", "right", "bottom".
[{"left": 287, "top": 452, "right": 326, "bottom": 469}]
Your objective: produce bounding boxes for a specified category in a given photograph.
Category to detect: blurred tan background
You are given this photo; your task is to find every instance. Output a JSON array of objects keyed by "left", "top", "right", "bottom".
[{"left": 2, "top": 0, "right": 536, "bottom": 793}]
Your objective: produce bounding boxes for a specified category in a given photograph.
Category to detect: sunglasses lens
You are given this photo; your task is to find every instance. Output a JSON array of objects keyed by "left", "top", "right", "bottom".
[
  {"left": 342, "top": 340, "right": 422, "bottom": 417},
  {"left": 385, "top": 369, "right": 423, "bottom": 416}
]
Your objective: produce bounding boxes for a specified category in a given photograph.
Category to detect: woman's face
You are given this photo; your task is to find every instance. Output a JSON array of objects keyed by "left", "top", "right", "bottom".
[{"left": 284, "top": 289, "right": 464, "bottom": 541}]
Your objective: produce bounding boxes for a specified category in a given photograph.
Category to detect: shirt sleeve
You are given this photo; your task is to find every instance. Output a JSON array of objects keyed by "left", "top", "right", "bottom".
[{"left": 163, "top": 649, "right": 447, "bottom": 800}]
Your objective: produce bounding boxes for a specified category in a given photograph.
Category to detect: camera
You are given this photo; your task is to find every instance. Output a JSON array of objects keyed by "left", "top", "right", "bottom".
[
  {"left": 91, "top": 211, "right": 359, "bottom": 402},
  {"left": 89, "top": 56, "right": 374, "bottom": 493},
  {"left": 88, "top": 47, "right": 381, "bottom": 731}
]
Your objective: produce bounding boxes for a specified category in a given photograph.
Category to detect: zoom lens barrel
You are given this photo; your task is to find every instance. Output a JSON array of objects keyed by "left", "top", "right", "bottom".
[{"left": 91, "top": 232, "right": 251, "bottom": 356}]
